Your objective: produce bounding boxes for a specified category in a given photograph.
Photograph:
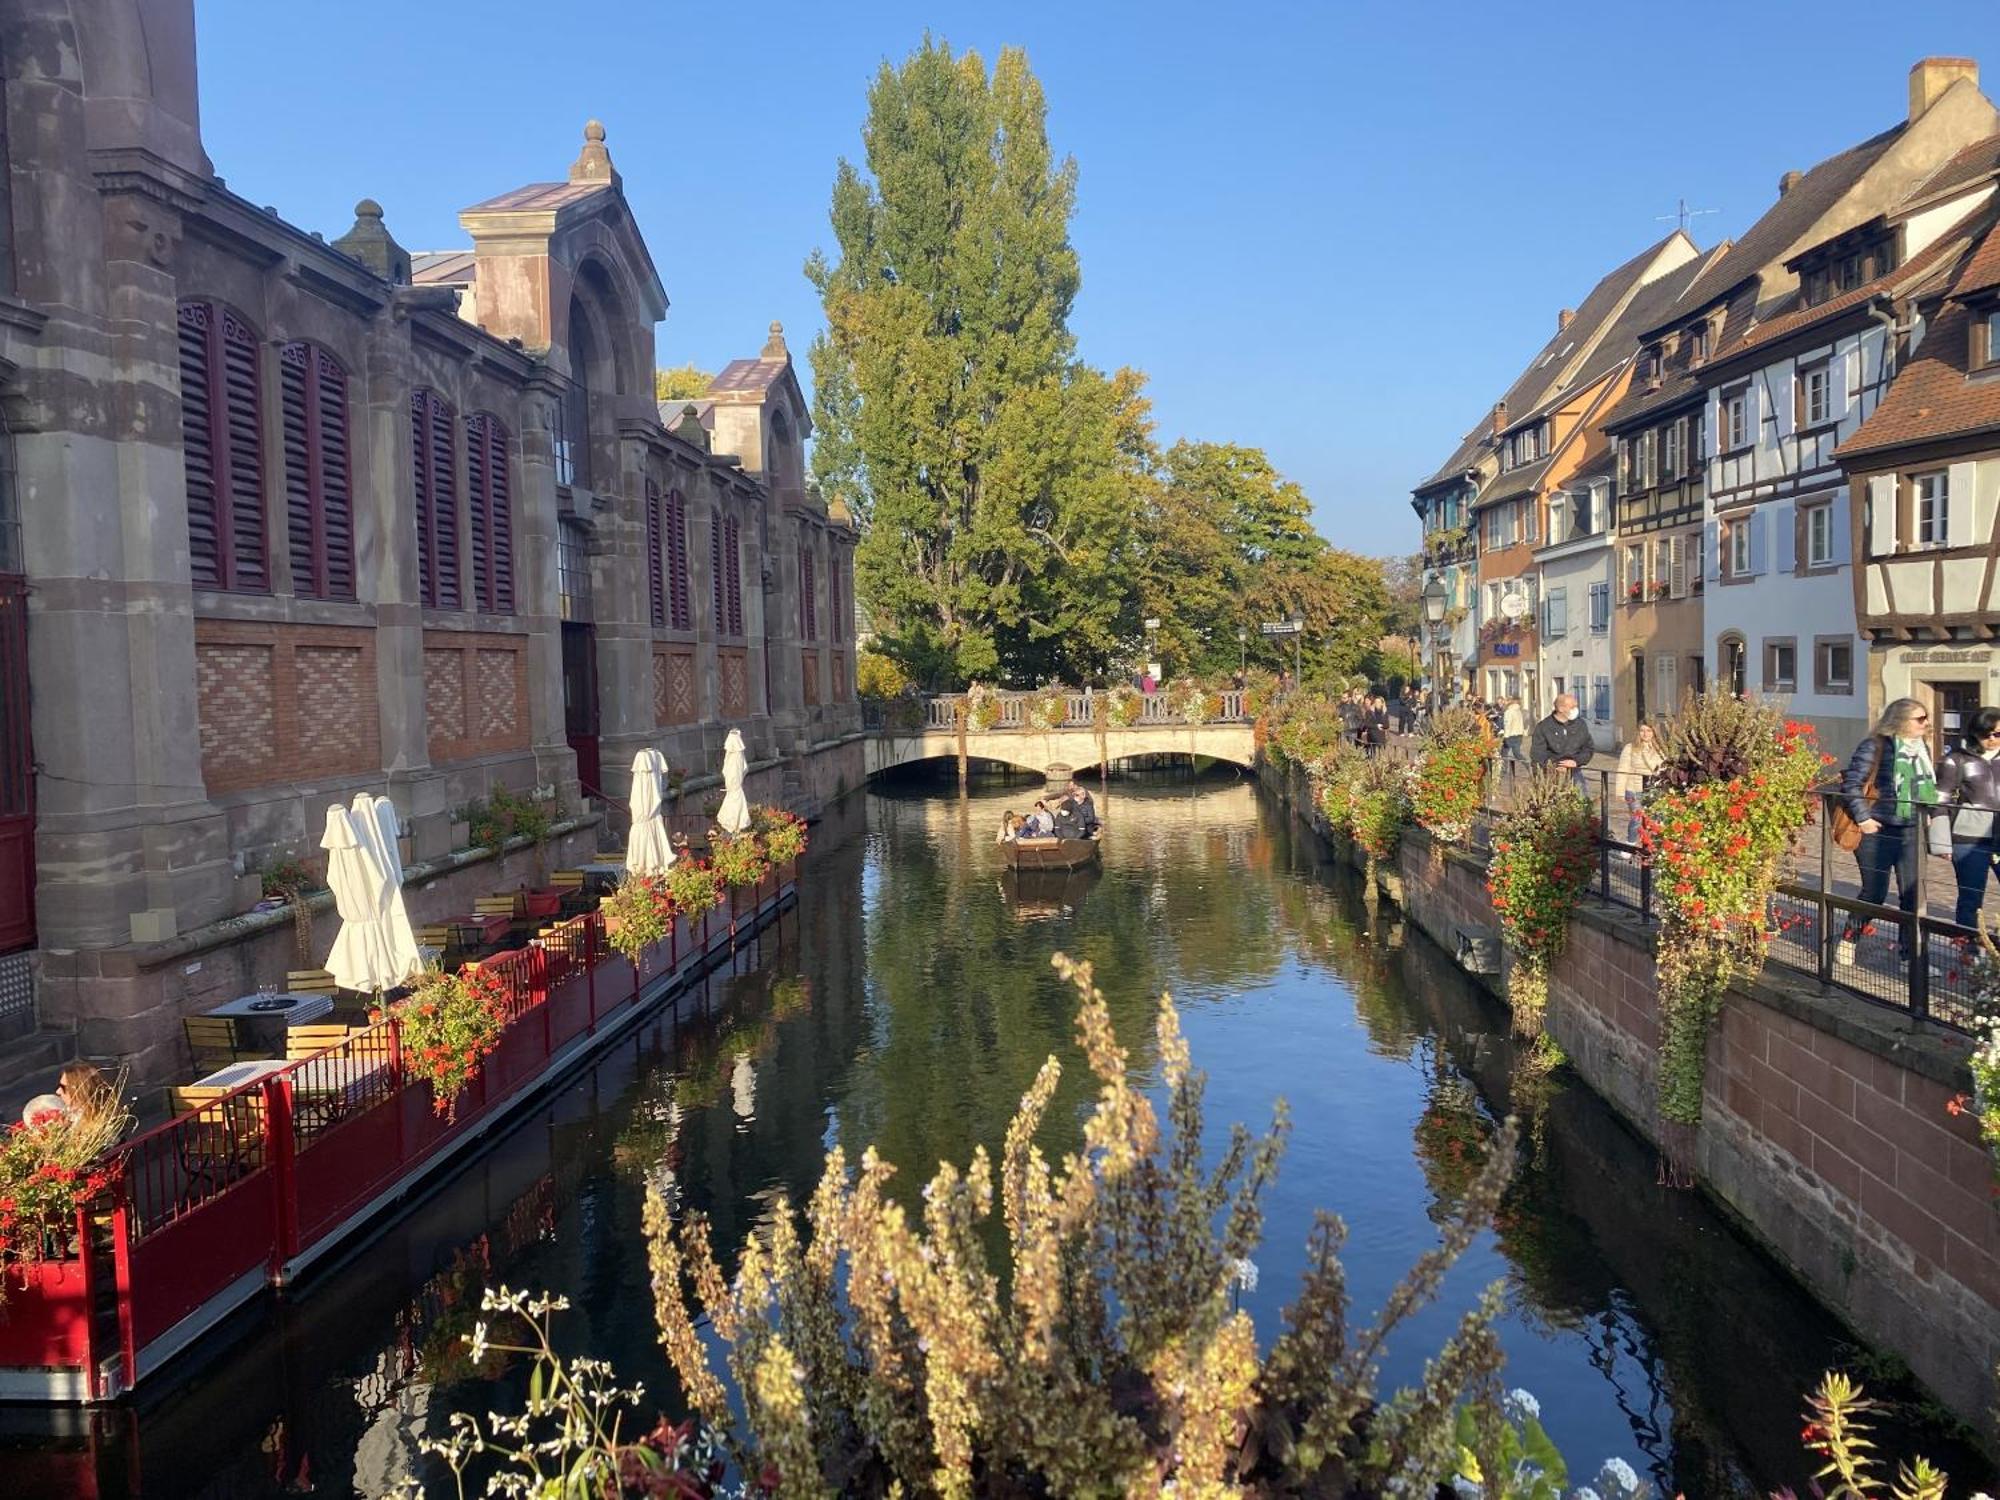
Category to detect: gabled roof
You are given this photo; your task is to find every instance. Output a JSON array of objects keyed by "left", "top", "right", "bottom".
[
  {"left": 1956, "top": 215, "right": 2000, "bottom": 297},
  {"left": 1901, "top": 133, "right": 2000, "bottom": 212},
  {"left": 708, "top": 358, "right": 790, "bottom": 395},
  {"left": 1600, "top": 279, "right": 1761, "bottom": 431},
  {"left": 411, "top": 250, "right": 476, "bottom": 285},
  {"left": 1474, "top": 456, "right": 1554, "bottom": 508},
  {"left": 1836, "top": 299, "right": 2000, "bottom": 457},
  {"left": 462, "top": 181, "right": 613, "bottom": 216}
]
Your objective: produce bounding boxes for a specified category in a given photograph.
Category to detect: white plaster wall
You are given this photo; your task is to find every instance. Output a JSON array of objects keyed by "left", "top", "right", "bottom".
[
  {"left": 1536, "top": 547, "right": 1617, "bottom": 750},
  {"left": 1704, "top": 495, "right": 1861, "bottom": 724},
  {"left": 1906, "top": 185, "right": 1995, "bottom": 257}
]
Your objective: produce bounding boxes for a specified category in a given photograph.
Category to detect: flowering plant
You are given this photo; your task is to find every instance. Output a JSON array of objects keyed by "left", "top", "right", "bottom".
[
  {"left": 393, "top": 965, "right": 511, "bottom": 1118},
  {"left": 0, "top": 1093, "right": 128, "bottom": 1280},
  {"left": 709, "top": 831, "right": 771, "bottom": 889},
  {"left": 1410, "top": 705, "right": 1496, "bottom": 851},
  {"left": 1265, "top": 691, "right": 1342, "bottom": 770},
  {"left": 963, "top": 681, "right": 1001, "bottom": 731},
  {"left": 751, "top": 805, "right": 808, "bottom": 865},
  {"left": 1025, "top": 684, "right": 1070, "bottom": 731},
  {"left": 1486, "top": 769, "right": 1597, "bottom": 1036},
  {"left": 1102, "top": 681, "right": 1143, "bottom": 727},
  {"left": 664, "top": 858, "right": 723, "bottom": 918},
  {"left": 1313, "top": 742, "right": 1368, "bottom": 838},
  {"left": 1626, "top": 581, "right": 1643, "bottom": 603},
  {"left": 1949, "top": 938, "right": 2000, "bottom": 1186},
  {"left": 1168, "top": 676, "right": 1224, "bottom": 725},
  {"left": 600, "top": 874, "right": 671, "bottom": 964},
  {"left": 1638, "top": 694, "right": 1827, "bottom": 1138},
  {"left": 1344, "top": 756, "right": 1412, "bottom": 887},
  {"left": 1650, "top": 580, "right": 1670, "bottom": 600}
]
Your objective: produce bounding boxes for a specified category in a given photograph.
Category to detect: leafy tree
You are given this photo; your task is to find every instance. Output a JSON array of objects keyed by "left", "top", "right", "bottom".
[
  {"left": 654, "top": 363, "right": 715, "bottom": 402},
  {"left": 807, "top": 38, "right": 1147, "bottom": 686}
]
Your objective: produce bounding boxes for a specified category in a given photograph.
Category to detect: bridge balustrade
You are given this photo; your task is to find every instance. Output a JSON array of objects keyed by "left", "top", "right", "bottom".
[{"left": 890, "top": 687, "right": 1250, "bottom": 730}]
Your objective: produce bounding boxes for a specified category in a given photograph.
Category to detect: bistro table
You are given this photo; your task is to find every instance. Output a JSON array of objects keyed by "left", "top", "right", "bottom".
[
  {"left": 190, "top": 1056, "right": 291, "bottom": 1092},
  {"left": 206, "top": 991, "right": 335, "bottom": 1056}
]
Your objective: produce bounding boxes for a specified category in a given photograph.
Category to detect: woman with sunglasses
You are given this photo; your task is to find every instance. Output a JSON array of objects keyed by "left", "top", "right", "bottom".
[
  {"left": 1834, "top": 697, "right": 1940, "bottom": 967},
  {"left": 1936, "top": 706, "right": 2000, "bottom": 929}
]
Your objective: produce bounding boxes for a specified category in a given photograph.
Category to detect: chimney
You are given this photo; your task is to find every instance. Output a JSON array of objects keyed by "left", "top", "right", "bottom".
[
  {"left": 1778, "top": 170, "right": 1802, "bottom": 197},
  {"left": 1557, "top": 308, "right": 1574, "bottom": 332},
  {"left": 1490, "top": 400, "right": 1508, "bottom": 437},
  {"left": 1909, "top": 57, "right": 1978, "bottom": 121}
]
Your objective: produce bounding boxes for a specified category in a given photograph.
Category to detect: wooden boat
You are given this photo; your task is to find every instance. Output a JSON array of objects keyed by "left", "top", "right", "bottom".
[{"left": 1005, "top": 834, "right": 1102, "bottom": 871}]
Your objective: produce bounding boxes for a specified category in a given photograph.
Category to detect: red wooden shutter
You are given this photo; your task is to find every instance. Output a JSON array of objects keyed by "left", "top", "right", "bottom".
[
  {"left": 281, "top": 342, "right": 353, "bottom": 599},
  {"left": 463, "top": 413, "right": 513, "bottom": 614},
  {"left": 800, "top": 549, "right": 817, "bottom": 641},
  {"left": 179, "top": 303, "right": 221, "bottom": 588},
  {"left": 711, "top": 513, "right": 726, "bottom": 635},
  {"left": 179, "top": 302, "right": 268, "bottom": 592},
  {"left": 666, "top": 489, "right": 691, "bottom": 630},
  {"left": 725, "top": 517, "right": 743, "bottom": 635},
  {"left": 412, "top": 390, "right": 460, "bottom": 609},
  {"left": 645, "top": 478, "right": 665, "bottom": 628}
]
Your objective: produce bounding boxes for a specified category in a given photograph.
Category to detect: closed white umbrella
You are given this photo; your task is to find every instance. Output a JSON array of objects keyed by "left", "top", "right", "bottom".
[
  {"left": 353, "top": 792, "right": 424, "bottom": 981},
  {"left": 321, "top": 805, "right": 404, "bottom": 994},
  {"left": 625, "top": 748, "right": 676, "bottom": 875},
  {"left": 715, "top": 729, "right": 752, "bottom": 835}
]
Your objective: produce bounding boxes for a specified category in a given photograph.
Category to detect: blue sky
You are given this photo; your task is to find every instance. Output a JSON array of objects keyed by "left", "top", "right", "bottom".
[{"left": 193, "top": 1, "right": 1999, "bottom": 558}]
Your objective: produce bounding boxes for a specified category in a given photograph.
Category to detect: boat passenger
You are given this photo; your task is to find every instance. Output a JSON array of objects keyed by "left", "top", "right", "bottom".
[
  {"left": 1065, "top": 778, "right": 1100, "bottom": 834},
  {"left": 997, "top": 812, "right": 1024, "bottom": 844},
  {"left": 1023, "top": 801, "right": 1054, "bottom": 837}
]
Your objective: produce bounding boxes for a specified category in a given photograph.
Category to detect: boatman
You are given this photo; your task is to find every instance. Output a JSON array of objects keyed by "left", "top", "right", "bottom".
[{"left": 1064, "top": 778, "right": 1099, "bottom": 835}]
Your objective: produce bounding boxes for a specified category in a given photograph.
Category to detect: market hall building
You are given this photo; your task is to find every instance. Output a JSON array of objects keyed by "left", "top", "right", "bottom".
[{"left": 0, "top": 0, "right": 860, "bottom": 1089}]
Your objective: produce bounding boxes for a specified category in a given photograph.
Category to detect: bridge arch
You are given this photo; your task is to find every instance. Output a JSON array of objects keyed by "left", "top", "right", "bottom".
[{"left": 863, "top": 722, "right": 1258, "bottom": 783}]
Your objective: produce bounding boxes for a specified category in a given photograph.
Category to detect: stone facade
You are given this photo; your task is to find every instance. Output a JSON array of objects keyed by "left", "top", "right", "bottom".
[{"left": 0, "top": 0, "right": 859, "bottom": 1072}]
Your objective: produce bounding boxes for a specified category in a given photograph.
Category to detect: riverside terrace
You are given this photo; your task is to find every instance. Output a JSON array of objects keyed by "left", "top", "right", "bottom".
[{"left": 0, "top": 837, "right": 802, "bottom": 1405}]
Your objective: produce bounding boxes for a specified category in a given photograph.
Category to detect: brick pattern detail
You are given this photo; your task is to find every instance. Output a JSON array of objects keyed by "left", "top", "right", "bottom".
[
  {"left": 653, "top": 648, "right": 697, "bottom": 726},
  {"left": 718, "top": 647, "right": 749, "bottom": 719},
  {"left": 801, "top": 648, "right": 820, "bottom": 706},
  {"left": 195, "top": 621, "right": 377, "bottom": 792},
  {"left": 424, "top": 630, "right": 528, "bottom": 763}
]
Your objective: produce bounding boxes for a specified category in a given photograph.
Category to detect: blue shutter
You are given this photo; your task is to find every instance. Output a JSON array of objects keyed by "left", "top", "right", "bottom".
[
  {"left": 1702, "top": 518, "right": 1719, "bottom": 583},
  {"left": 1775, "top": 503, "right": 1796, "bottom": 574},
  {"left": 1830, "top": 496, "right": 1853, "bottom": 566},
  {"left": 1747, "top": 511, "right": 1766, "bottom": 575}
]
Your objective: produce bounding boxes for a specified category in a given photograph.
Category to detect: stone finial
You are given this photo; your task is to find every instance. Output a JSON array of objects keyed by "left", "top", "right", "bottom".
[
  {"left": 332, "top": 197, "right": 412, "bottom": 284},
  {"left": 827, "top": 495, "right": 856, "bottom": 528},
  {"left": 762, "top": 320, "right": 788, "bottom": 360},
  {"left": 569, "top": 119, "right": 620, "bottom": 187}
]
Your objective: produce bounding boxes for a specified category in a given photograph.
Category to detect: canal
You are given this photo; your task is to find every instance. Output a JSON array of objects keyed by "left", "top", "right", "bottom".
[{"left": 1, "top": 772, "right": 1987, "bottom": 1498}]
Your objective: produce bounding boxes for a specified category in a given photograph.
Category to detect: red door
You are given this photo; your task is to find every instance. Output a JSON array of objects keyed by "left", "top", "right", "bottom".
[{"left": 0, "top": 576, "right": 34, "bottom": 950}]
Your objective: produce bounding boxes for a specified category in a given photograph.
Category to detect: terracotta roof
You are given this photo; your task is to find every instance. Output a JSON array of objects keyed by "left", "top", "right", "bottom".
[
  {"left": 1838, "top": 297, "right": 2000, "bottom": 457},
  {"left": 411, "top": 250, "right": 476, "bottom": 285},
  {"left": 1955, "top": 214, "right": 2000, "bottom": 297},
  {"left": 1601, "top": 280, "right": 1761, "bottom": 431},
  {"left": 462, "top": 181, "right": 611, "bottom": 215},
  {"left": 1903, "top": 133, "right": 2000, "bottom": 209},
  {"left": 1706, "top": 203, "right": 1991, "bottom": 365}
]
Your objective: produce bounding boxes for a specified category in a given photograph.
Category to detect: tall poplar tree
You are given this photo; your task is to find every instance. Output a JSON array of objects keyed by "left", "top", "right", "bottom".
[{"left": 807, "top": 38, "right": 1144, "bottom": 686}]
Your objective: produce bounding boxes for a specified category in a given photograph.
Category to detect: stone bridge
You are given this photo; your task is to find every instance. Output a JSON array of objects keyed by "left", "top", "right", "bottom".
[{"left": 863, "top": 688, "right": 1256, "bottom": 781}]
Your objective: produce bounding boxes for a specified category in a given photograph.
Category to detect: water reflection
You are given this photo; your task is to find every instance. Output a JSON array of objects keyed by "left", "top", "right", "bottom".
[{"left": 0, "top": 774, "right": 1987, "bottom": 1498}]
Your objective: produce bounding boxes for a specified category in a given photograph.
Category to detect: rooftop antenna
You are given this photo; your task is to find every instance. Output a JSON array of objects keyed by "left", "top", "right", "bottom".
[{"left": 1655, "top": 197, "right": 1719, "bottom": 233}]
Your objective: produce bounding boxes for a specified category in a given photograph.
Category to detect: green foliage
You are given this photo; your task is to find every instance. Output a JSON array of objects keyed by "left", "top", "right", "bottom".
[
  {"left": 654, "top": 363, "right": 715, "bottom": 402},
  {"left": 602, "top": 876, "right": 671, "bottom": 964},
  {"left": 664, "top": 859, "right": 723, "bottom": 919},
  {"left": 1486, "top": 771, "right": 1597, "bottom": 1035},
  {"left": 855, "top": 648, "right": 913, "bottom": 701},
  {"left": 258, "top": 854, "right": 321, "bottom": 899}
]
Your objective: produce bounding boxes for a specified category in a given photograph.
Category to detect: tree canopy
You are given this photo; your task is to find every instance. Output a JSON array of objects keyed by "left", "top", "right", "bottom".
[
  {"left": 809, "top": 38, "right": 1402, "bottom": 690},
  {"left": 654, "top": 364, "right": 715, "bottom": 402}
]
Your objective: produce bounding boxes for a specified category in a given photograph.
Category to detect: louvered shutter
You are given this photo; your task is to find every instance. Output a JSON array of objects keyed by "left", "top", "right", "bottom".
[
  {"left": 1669, "top": 534, "right": 1688, "bottom": 598},
  {"left": 1745, "top": 512, "right": 1766, "bottom": 575},
  {"left": 1866, "top": 475, "right": 1898, "bottom": 557},
  {"left": 1947, "top": 461, "right": 1978, "bottom": 548},
  {"left": 1775, "top": 502, "right": 1797, "bottom": 574},
  {"left": 487, "top": 420, "right": 512, "bottom": 612},
  {"left": 666, "top": 489, "right": 690, "bottom": 630},
  {"left": 412, "top": 390, "right": 461, "bottom": 608},
  {"left": 463, "top": 413, "right": 514, "bottom": 614},
  {"left": 281, "top": 343, "right": 353, "bottom": 600},
  {"left": 179, "top": 304, "right": 221, "bottom": 587},
  {"left": 220, "top": 310, "right": 267, "bottom": 592},
  {"left": 645, "top": 478, "right": 665, "bottom": 629},
  {"left": 465, "top": 416, "right": 489, "bottom": 609},
  {"left": 1702, "top": 518, "right": 1719, "bottom": 583},
  {"left": 725, "top": 518, "right": 743, "bottom": 635},
  {"left": 711, "top": 514, "right": 726, "bottom": 634}
]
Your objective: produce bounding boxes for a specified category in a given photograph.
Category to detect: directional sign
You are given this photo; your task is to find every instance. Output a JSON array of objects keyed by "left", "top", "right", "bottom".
[{"left": 1260, "top": 620, "right": 1303, "bottom": 637}]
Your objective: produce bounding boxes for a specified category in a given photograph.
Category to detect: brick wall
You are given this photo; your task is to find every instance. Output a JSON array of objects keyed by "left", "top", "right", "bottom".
[
  {"left": 424, "top": 629, "right": 529, "bottom": 763},
  {"left": 718, "top": 647, "right": 749, "bottom": 719},
  {"left": 653, "top": 647, "right": 697, "bottom": 726},
  {"left": 195, "top": 621, "right": 379, "bottom": 792},
  {"left": 1266, "top": 758, "right": 2000, "bottom": 1444}
]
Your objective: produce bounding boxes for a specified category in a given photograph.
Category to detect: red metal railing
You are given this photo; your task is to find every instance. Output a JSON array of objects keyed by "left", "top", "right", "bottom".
[{"left": 0, "top": 868, "right": 795, "bottom": 1395}]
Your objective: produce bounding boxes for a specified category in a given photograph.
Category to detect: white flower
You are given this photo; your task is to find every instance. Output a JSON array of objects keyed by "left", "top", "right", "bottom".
[
  {"left": 1229, "top": 1256, "right": 1259, "bottom": 1292},
  {"left": 1597, "top": 1456, "right": 1641, "bottom": 1496},
  {"left": 1573, "top": 1488, "right": 1603, "bottom": 1500},
  {"left": 1503, "top": 1386, "right": 1540, "bottom": 1422}
]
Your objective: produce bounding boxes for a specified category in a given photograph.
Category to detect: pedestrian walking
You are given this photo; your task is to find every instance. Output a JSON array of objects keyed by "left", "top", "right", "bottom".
[
  {"left": 1500, "top": 697, "right": 1527, "bottom": 760},
  {"left": 1835, "top": 697, "right": 1940, "bottom": 966},
  {"left": 1936, "top": 705, "right": 2000, "bottom": 929}
]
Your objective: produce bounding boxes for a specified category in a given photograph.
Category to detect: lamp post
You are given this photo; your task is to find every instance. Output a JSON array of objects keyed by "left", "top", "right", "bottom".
[
  {"left": 1421, "top": 577, "right": 1450, "bottom": 716},
  {"left": 1237, "top": 627, "right": 1247, "bottom": 678}
]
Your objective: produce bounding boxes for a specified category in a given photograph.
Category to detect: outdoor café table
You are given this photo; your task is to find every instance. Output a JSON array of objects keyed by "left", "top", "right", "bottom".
[
  {"left": 206, "top": 990, "right": 335, "bottom": 1055},
  {"left": 576, "top": 860, "right": 625, "bottom": 895},
  {"left": 190, "top": 1056, "right": 291, "bottom": 1092}
]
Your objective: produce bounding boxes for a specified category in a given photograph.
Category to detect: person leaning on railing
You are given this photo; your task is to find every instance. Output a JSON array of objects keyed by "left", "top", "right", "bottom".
[
  {"left": 1612, "top": 722, "right": 1664, "bottom": 857},
  {"left": 1935, "top": 705, "right": 2000, "bottom": 930},
  {"left": 1835, "top": 697, "right": 1939, "bottom": 965}
]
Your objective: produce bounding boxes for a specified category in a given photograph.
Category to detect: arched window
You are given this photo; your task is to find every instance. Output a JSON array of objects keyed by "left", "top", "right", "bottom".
[
  {"left": 644, "top": 478, "right": 665, "bottom": 629},
  {"left": 179, "top": 301, "right": 268, "bottom": 593},
  {"left": 465, "top": 412, "right": 513, "bottom": 614},
  {"left": 280, "top": 342, "right": 353, "bottom": 599},
  {"left": 410, "top": 389, "right": 459, "bottom": 609},
  {"left": 1719, "top": 634, "right": 1747, "bottom": 698},
  {"left": 664, "top": 488, "right": 690, "bottom": 631}
]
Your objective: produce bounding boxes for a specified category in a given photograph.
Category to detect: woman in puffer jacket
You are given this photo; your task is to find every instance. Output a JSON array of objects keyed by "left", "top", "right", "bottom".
[{"left": 1936, "top": 705, "right": 2000, "bottom": 930}]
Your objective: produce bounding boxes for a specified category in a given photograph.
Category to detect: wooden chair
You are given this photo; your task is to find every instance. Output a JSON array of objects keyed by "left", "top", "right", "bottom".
[
  {"left": 473, "top": 894, "right": 518, "bottom": 919},
  {"left": 183, "top": 1015, "right": 266, "bottom": 1074},
  {"left": 287, "top": 969, "right": 339, "bottom": 994},
  {"left": 171, "top": 1084, "right": 267, "bottom": 1190},
  {"left": 414, "top": 922, "right": 453, "bottom": 950},
  {"left": 285, "top": 1023, "right": 360, "bottom": 1060}
]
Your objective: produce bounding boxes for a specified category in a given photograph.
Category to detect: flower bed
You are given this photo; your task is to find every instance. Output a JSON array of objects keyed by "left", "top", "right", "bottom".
[
  {"left": 1025, "top": 684, "right": 1070, "bottom": 731},
  {"left": 752, "top": 806, "right": 809, "bottom": 865},
  {"left": 601, "top": 875, "right": 672, "bottom": 965},
  {"left": 392, "top": 966, "right": 512, "bottom": 1119},
  {"left": 0, "top": 1105, "right": 126, "bottom": 1290},
  {"left": 1637, "top": 694, "right": 1827, "bottom": 1148},
  {"left": 665, "top": 859, "right": 723, "bottom": 920},
  {"left": 1410, "top": 705, "right": 1495, "bottom": 851},
  {"left": 709, "top": 831, "right": 770, "bottom": 890}
]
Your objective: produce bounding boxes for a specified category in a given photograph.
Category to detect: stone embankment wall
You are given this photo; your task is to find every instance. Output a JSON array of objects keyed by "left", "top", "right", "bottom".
[{"left": 1263, "top": 758, "right": 2000, "bottom": 1446}]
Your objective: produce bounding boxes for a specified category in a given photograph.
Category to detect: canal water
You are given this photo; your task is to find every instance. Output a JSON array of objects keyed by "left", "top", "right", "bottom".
[{"left": 1, "top": 772, "right": 1988, "bottom": 1498}]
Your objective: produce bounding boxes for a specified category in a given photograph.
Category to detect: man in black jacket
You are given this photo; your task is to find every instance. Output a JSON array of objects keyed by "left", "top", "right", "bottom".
[{"left": 1529, "top": 693, "right": 1595, "bottom": 786}]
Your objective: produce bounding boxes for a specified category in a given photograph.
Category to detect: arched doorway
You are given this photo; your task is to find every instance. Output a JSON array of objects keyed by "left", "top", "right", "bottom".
[{"left": 1719, "top": 633, "right": 1747, "bottom": 698}]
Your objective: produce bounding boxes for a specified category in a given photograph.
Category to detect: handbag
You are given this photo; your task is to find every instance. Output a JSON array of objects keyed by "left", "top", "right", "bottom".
[{"left": 1829, "top": 737, "right": 1883, "bottom": 854}]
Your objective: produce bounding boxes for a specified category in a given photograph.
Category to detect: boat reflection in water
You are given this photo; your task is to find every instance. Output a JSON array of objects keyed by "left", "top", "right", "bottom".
[{"left": 1001, "top": 862, "right": 1102, "bottom": 922}]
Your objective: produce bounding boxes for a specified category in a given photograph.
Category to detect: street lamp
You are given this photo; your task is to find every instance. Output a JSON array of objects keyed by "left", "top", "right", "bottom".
[
  {"left": 1236, "top": 627, "right": 1247, "bottom": 677},
  {"left": 1421, "top": 578, "right": 1450, "bottom": 715}
]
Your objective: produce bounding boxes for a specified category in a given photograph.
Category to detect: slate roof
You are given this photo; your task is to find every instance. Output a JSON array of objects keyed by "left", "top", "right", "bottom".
[
  {"left": 1473, "top": 456, "right": 1554, "bottom": 508},
  {"left": 462, "top": 181, "right": 611, "bottom": 216},
  {"left": 708, "top": 357, "right": 790, "bottom": 395},
  {"left": 411, "top": 250, "right": 476, "bottom": 285}
]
